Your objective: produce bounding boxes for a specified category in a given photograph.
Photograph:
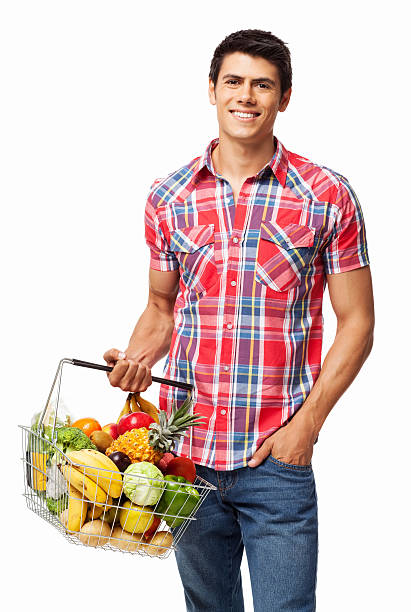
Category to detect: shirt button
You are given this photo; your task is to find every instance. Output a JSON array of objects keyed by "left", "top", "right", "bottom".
[
  {"left": 223, "top": 365, "right": 229, "bottom": 371},
  {"left": 230, "top": 280, "right": 236, "bottom": 287},
  {"left": 226, "top": 322, "right": 233, "bottom": 329},
  {"left": 220, "top": 409, "right": 227, "bottom": 415},
  {"left": 232, "top": 237, "right": 239, "bottom": 244}
]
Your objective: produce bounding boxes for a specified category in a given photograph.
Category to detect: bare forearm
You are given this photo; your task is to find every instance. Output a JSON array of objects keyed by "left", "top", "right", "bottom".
[
  {"left": 294, "top": 319, "right": 374, "bottom": 438},
  {"left": 125, "top": 303, "right": 175, "bottom": 368}
]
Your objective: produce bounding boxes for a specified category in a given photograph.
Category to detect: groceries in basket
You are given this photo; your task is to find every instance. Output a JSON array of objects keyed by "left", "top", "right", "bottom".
[{"left": 24, "top": 383, "right": 207, "bottom": 557}]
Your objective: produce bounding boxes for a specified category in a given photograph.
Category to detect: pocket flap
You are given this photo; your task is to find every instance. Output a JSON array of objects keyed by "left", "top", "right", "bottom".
[
  {"left": 170, "top": 224, "right": 215, "bottom": 253},
  {"left": 261, "top": 220, "right": 315, "bottom": 249}
]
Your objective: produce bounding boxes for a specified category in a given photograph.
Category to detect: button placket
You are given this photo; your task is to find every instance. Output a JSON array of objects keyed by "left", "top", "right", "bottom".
[{"left": 219, "top": 178, "right": 256, "bottom": 427}]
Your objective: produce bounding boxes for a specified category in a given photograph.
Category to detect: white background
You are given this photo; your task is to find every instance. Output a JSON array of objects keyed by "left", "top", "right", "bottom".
[{"left": 2, "top": 1, "right": 409, "bottom": 610}]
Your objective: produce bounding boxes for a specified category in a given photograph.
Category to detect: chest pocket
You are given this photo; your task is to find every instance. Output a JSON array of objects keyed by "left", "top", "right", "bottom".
[
  {"left": 255, "top": 220, "right": 315, "bottom": 292},
  {"left": 170, "top": 224, "right": 217, "bottom": 294}
]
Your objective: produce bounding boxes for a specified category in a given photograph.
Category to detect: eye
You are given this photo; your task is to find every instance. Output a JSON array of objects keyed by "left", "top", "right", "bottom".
[
  {"left": 257, "top": 83, "right": 269, "bottom": 89},
  {"left": 226, "top": 79, "right": 238, "bottom": 85}
]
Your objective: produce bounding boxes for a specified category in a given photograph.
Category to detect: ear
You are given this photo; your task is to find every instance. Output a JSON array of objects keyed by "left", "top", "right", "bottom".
[
  {"left": 208, "top": 79, "right": 216, "bottom": 106},
  {"left": 279, "top": 87, "right": 292, "bottom": 112}
]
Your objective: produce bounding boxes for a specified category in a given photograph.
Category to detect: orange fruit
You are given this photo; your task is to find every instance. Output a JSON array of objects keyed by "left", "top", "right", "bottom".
[{"left": 72, "top": 417, "right": 102, "bottom": 438}]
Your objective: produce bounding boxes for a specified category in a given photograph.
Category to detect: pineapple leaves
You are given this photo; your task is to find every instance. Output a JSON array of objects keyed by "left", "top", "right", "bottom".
[{"left": 147, "top": 393, "right": 206, "bottom": 453}]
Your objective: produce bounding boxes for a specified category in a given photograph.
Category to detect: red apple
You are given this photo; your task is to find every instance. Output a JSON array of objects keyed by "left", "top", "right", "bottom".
[
  {"left": 118, "top": 412, "right": 155, "bottom": 436},
  {"left": 102, "top": 423, "right": 119, "bottom": 440}
]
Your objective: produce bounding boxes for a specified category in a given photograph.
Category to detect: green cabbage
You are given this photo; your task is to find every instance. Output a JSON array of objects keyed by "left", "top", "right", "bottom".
[{"left": 123, "top": 462, "right": 164, "bottom": 506}]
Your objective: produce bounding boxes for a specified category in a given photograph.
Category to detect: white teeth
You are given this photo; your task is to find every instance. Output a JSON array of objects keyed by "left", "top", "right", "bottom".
[{"left": 232, "top": 111, "right": 258, "bottom": 118}]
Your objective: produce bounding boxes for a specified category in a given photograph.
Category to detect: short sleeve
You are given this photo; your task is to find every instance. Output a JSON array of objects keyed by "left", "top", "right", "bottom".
[
  {"left": 322, "top": 178, "right": 370, "bottom": 274},
  {"left": 144, "top": 183, "right": 179, "bottom": 272}
]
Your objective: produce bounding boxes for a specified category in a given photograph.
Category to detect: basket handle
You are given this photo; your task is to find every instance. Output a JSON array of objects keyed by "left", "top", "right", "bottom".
[
  {"left": 71, "top": 358, "right": 193, "bottom": 391},
  {"left": 35, "top": 357, "right": 193, "bottom": 438}
]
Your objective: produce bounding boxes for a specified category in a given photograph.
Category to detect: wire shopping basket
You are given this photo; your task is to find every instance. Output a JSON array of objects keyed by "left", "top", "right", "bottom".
[{"left": 19, "top": 358, "right": 216, "bottom": 559}]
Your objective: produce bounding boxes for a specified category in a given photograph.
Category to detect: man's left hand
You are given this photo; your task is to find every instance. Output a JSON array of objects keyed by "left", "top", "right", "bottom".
[{"left": 248, "top": 416, "right": 317, "bottom": 467}]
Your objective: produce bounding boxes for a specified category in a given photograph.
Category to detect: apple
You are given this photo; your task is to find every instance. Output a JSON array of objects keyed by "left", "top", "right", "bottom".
[
  {"left": 118, "top": 412, "right": 155, "bottom": 436},
  {"left": 102, "top": 423, "right": 119, "bottom": 440}
]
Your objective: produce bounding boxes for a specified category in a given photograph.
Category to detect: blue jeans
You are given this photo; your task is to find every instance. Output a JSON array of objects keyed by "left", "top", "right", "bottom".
[{"left": 174, "top": 455, "right": 318, "bottom": 611}]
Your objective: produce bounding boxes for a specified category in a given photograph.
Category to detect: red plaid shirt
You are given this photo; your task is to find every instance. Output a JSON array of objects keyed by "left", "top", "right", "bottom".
[{"left": 144, "top": 136, "right": 370, "bottom": 470}]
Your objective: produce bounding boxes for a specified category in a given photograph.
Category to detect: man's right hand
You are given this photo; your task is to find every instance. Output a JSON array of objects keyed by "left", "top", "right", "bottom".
[{"left": 103, "top": 348, "right": 152, "bottom": 393}]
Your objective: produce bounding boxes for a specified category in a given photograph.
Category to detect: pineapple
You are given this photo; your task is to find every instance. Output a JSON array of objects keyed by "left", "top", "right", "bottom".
[{"left": 106, "top": 395, "right": 204, "bottom": 464}]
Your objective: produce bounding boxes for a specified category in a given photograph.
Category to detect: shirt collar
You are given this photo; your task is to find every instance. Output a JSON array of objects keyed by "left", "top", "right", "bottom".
[{"left": 192, "top": 135, "right": 289, "bottom": 188}]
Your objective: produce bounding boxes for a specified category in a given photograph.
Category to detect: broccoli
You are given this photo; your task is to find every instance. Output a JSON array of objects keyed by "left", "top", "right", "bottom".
[
  {"left": 54, "top": 426, "right": 97, "bottom": 456},
  {"left": 46, "top": 495, "right": 68, "bottom": 515},
  {"left": 29, "top": 410, "right": 66, "bottom": 453},
  {"left": 49, "top": 426, "right": 97, "bottom": 464}
]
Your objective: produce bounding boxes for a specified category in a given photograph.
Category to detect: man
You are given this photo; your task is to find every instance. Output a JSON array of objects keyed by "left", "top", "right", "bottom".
[{"left": 104, "top": 29, "right": 374, "bottom": 612}]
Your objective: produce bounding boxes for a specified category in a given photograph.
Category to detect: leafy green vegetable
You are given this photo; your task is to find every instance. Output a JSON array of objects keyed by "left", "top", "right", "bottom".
[
  {"left": 46, "top": 495, "right": 68, "bottom": 515},
  {"left": 56, "top": 427, "right": 97, "bottom": 454},
  {"left": 29, "top": 411, "right": 65, "bottom": 453},
  {"left": 123, "top": 462, "right": 164, "bottom": 505},
  {"left": 50, "top": 427, "right": 97, "bottom": 463}
]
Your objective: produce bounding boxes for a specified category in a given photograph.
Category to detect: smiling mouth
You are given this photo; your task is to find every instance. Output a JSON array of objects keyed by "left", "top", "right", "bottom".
[{"left": 229, "top": 110, "right": 261, "bottom": 121}]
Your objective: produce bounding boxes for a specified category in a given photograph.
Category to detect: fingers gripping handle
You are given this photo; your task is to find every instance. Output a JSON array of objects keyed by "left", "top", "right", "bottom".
[{"left": 71, "top": 358, "right": 193, "bottom": 391}]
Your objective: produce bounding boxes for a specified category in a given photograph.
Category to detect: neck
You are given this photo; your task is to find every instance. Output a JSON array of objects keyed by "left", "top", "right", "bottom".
[{"left": 211, "top": 132, "right": 276, "bottom": 181}]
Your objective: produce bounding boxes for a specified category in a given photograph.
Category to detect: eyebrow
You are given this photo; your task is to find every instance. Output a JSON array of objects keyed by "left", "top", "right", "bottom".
[{"left": 221, "top": 74, "right": 276, "bottom": 87}]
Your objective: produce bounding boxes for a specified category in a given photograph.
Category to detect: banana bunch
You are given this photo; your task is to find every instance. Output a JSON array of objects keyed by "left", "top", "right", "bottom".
[
  {"left": 60, "top": 449, "right": 123, "bottom": 506},
  {"left": 60, "top": 485, "right": 89, "bottom": 532},
  {"left": 117, "top": 392, "right": 159, "bottom": 423},
  {"left": 60, "top": 485, "right": 115, "bottom": 533}
]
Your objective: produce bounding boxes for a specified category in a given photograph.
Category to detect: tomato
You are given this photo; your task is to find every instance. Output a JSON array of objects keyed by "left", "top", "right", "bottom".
[
  {"left": 143, "top": 515, "right": 161, "bottom": 538},
  {"left": 164, "top": 457, "right": 196, "bottom": 483},
  {"left": 72, "top": 417, "right": 102, "bottom": 438}
]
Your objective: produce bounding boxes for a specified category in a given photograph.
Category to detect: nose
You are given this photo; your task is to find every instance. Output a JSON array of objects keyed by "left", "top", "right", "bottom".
[{"left": 238, "top": 81, "right": 256, "bottom": 105}]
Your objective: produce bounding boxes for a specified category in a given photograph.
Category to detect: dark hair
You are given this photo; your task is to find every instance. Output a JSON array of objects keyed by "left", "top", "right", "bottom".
[{"left": 209, "top": 29, "right": 292, "bottom": 98}]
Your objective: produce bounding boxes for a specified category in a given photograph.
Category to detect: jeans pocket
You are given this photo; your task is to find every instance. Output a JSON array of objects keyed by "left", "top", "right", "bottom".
[{"left": 269, "top": 454, "right": 312, "bottom": 471}]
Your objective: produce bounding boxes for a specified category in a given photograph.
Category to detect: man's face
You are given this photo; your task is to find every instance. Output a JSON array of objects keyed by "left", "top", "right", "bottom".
[{"left": 208, "top": 52, "right": 291, "bottom": 143}]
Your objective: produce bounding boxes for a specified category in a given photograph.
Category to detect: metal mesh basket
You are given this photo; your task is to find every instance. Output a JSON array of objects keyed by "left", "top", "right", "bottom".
[{"left": 19, "top": 358, "right": 216, "bottom": 559}]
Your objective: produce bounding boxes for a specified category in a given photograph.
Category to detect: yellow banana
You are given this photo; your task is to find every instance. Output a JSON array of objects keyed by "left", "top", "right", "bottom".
[
  {"left": 86, "top": 495, "right": 113, "bottom": 521},
  {"left": 31, "top": 452, "right": 48, "bottom": 491},
  {"left": 60, "top": 464, "right": 108, "bottom": 507},
  {"left": 133, "top": 393, "right": 160, "bottom": 424},
  {"left": 66, "top": 449, "right": 123, "bottom": 498},
  {"left": 63, "top": 485, "right": 88, "bottom": 532},
  {"left": 130, "top": 393, "right": 141, "bottom": 413},
  {"left": 117, "top": 394, "right": 132, "bottom": 423}
]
